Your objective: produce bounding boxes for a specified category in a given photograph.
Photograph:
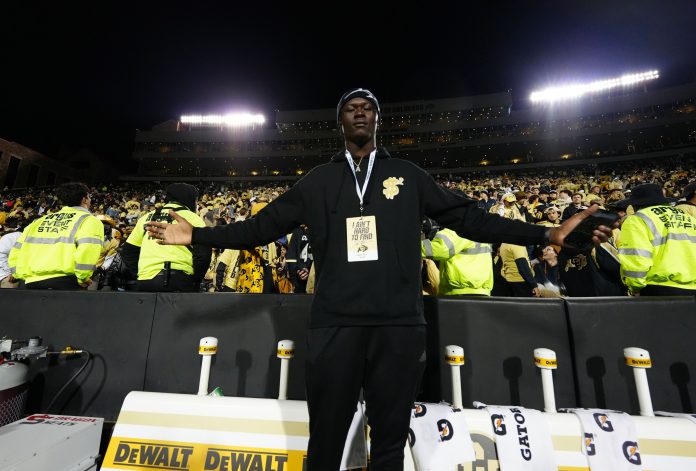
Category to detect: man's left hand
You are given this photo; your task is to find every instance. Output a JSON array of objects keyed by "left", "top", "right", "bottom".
[{"left": 548, "top": 205, "right": 616, "bottom": 247}]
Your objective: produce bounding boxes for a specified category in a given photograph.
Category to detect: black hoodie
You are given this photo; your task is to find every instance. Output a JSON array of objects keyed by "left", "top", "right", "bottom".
[{"left": 192, "top": 148, "right": 546, "bottom": 327}]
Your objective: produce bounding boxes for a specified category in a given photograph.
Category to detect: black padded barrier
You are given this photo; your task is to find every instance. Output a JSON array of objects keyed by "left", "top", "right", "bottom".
[
  {"left": 145, "top": 293, "right": 445, "bottom": 404},
  {"left": 144, "top": 293, "right": 312, "bottom": 400},
  {"left": 436, "top": 297, "right": 577, "bottom": 410},
  {"left": 565, "top": 296, "right": 696, "bottom": 414},
  {"left": 3, "top": 290, "right": 694, "bottom": 422},
  {"left": 0, "top": 290, "right": 156, "bottom": 421}
]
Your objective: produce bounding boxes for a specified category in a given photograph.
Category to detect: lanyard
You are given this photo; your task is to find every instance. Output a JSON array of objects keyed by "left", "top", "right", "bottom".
[{"left": 345, "top": 149, "right": 376, "bottom": 216}]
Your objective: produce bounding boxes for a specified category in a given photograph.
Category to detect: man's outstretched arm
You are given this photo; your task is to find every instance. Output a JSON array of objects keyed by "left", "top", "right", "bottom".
[
  {"left": 145, "top": 185, "right": 305, "bottom": 249},
  {"left": 421, "top": 174, "right": 614, "bottom": 247}
]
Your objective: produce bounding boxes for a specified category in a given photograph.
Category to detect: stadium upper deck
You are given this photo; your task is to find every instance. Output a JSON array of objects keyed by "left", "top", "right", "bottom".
[{"left": 131, "top": 81, "right": 696, "bottom": 180}]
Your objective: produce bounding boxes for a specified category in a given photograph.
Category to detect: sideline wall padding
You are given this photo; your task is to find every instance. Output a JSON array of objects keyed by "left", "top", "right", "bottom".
[
  {"left": 144, "top": 293, "right": 312, "bottom": 400},
  {"left": 419, "top": 295, "right": 443, "bottom": 403},
  {"left": 566, "top": 296, "right": 696, "bottom": 414},
  {"left": 0, "top": 290, "right": 156, "bottom": 420},
  {"left": 3, "top": 290, "right": 694, "bottom": 421},
  {"left": 436, "top": 297, "right": 577, "bottom": 410}
]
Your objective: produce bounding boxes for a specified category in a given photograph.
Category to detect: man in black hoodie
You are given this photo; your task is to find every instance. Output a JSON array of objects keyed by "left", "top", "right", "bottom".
[{"left": 145, "top": 89, "right": 613, "bottom": 470}]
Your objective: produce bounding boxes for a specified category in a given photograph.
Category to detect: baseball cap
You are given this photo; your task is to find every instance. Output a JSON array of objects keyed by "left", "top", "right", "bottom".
[{"left": 337, "top": 88, "right": 381, "bottom": 126}]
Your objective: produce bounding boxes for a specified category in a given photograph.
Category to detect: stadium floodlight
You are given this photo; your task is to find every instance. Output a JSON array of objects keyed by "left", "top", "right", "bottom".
[
  {"left": 530, "top": 70, "right": 659, "bottom": 104},
  {"left": 180, "top": 113, "right": 266, "bottom": 127}
]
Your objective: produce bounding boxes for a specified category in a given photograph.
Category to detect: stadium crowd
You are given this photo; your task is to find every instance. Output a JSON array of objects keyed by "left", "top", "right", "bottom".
[{"left": 1, "top": 155, "right": 694, "bottom": 296}]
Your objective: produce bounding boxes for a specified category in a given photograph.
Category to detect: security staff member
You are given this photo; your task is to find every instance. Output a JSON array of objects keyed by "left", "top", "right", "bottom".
[
  {"left": 144, "top": 88, "right": 613, "bottom": 470},
  {"left": 422, "top": 227, "right": 493, "bottom": 295},
  {"left": 8, "top": 182, "right": 103, "bottom": 290},
  {"left": 122, "top": 183, "right": 210, "bottom": 292},
  {"left": 617, "top": 183, "right": 696, "bottom": 296}
]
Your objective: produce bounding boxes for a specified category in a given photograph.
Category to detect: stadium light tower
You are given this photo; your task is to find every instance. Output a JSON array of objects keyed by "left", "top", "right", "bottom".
[
  {"left": 180, "top": 112, "right": 266, "bottom": 128},
  {"left": 530, "top": 70, "right": 659, "bottom": 104}
]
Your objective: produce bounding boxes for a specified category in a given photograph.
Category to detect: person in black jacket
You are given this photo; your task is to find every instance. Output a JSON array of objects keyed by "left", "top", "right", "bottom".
[
  {"left": 562, "top": 192, "right": 587, "bottom": 221},
  {"left": 287, "top": 224, "right": 313, "bottom": 293},
  {"left": 533, "top": 245, "right": 562, "bottom": 288},
  {"left": 144, "top": 88, "right": 613, "bottom": 470}
]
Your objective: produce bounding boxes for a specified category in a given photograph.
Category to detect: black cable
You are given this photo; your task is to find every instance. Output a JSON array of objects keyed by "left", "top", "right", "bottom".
[{"left": 44, "top": 350, "right": 91, "bottom": 414}]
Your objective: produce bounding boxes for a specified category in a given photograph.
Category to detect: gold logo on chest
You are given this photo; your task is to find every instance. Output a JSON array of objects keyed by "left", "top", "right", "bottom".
[{"left": 383, "top": 177, "right": 404, "bottom": 200}]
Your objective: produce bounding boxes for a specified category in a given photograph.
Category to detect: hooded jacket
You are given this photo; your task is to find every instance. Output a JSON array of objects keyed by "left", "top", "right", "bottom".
[
  {"left": 191, "top": 148, "right": 546, "bottom": 327},
  {"left": 165, "top": 183, "right": 198, "bottom": 214},
  {"left": 122, "top": 182, "right": 210, "bottom": 284}
]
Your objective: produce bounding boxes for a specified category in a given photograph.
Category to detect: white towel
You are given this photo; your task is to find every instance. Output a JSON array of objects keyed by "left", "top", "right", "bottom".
[
  {"left": 655, "top": 411, "right": 696, "bottom": 425},
  {"left": 479, "top": 404, "right": 557, "bottom": 471},
  {"left": 569, "top": 408, "right": 643, "bottom": 470},
  {"left": 408, "top": 402, "right": 476, "bottom": 470},
  {"left": 340, "top": 402, "right": 368, "bottom": 470}
]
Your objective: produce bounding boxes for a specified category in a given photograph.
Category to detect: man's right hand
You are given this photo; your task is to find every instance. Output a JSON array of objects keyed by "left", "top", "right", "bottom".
[
  {"left": 297, "top": 268, "right": 309, "bottom": 280},
  {"left": 144, "top": 209, "right": 194, "bottom": 245},
  {"left": 549, "top": 204, "right": 616, "bottom": 247}
]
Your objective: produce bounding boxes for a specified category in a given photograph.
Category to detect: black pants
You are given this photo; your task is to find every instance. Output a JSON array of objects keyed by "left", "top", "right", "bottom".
[
  {"left": 136, "top": 270, "right": 198, "bottom": 292},
  {"left": 641, "top": 285, "right": 696, "bottom": 296},
  {"left": 24, "top": 275, "right": 80, "bottom": 290},
  {"left": 508, "top": 281, "right": 535, "bottom": 297},
  {"left": 491, "top": 278, "right": 512, "bottom": 296},
  {"left": 305, "top": 325, "right": 426, "bottom": 471}
]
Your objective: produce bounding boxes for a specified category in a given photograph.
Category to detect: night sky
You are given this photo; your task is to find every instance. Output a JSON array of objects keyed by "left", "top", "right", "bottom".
[{"left": 3, "top": 1, "right": 696, "bottom": 172}]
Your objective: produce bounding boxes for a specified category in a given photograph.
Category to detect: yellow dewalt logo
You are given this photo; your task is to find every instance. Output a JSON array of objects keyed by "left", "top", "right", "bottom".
[
  {"left": 104, "top": 438, "right": 306, "bottom": 470},
  {"left": 199, "top": 346, "right": 218, "bottom": 354},
  {"left": 534, "top": 357, "right": 558, "bottom": 368},
  {"left": 277, "top": 349, "right": 294, "bottom": 357},
  {"left": 445, "top": 355, "right": 465, "bottom": 364},
  {"left": 626, "top": 357, "right": 652, "bottom": 367},
  {"left": 204, "top": 448, "right": 288, "bottom": 470},
  {"left": 112, "top": 441, "right": 193, "bottom": 469}
]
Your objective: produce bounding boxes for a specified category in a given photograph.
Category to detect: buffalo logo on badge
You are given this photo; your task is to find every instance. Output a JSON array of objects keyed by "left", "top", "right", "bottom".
[
  {"left": 383, "top": 177, "right": 404, "bottom": 200},
  {"left": 491, "top": 414, "right": 507, "bottom": 435},
  {"left": 593, "top": 413, "right": 614, "bottom": 432},
  {"left": 437, "top": 419, "right": 454, "bottom": 442},
  {"left": 622, "top": 441, "right": 642, "bottom": 465}
]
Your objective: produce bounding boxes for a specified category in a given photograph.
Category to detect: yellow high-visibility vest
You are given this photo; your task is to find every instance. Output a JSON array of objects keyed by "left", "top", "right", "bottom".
[
  {"left": 8, "top": 206, "right": 103, "bottom": 284},
  {"left": 421, "top": 228, "right": 493, "bottom": 295},
  {"left": 618, "top": 205, "right": 696, "bottom": 293},
  {"left": 126, "top": 204, "right": 206, "bottom": 280}
]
